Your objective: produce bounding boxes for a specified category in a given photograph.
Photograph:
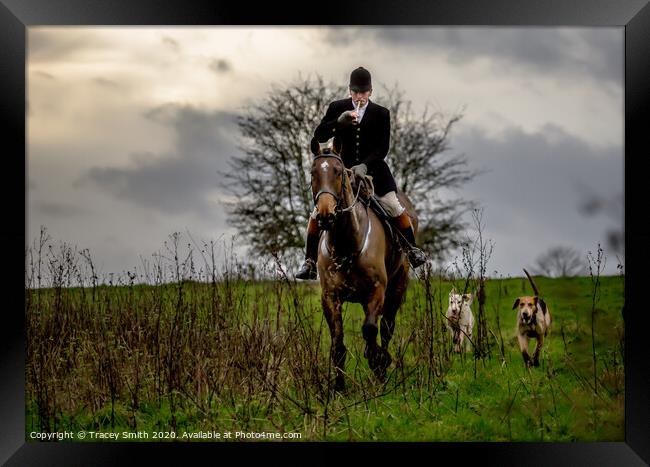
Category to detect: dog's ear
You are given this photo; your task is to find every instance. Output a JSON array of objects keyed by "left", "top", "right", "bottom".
[
  {"left": 512, "top": 298, "right": 520, "bottom": 310},
  {"left": 463, "top": 293, "right": 473, "bottom": 304},
  {"left": 538, "top": 298, "right": 547, "bottom": 314},
  {"left": 533, "top": 296, "right": 539, "bottom": 306}
]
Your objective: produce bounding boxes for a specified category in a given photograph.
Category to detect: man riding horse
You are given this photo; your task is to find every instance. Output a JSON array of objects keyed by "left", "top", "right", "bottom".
[{"left": 296, "top": 66, "right": 427, "bottom": 280}]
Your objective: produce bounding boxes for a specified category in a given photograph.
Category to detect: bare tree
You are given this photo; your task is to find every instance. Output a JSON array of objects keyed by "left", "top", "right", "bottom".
[
  {"left": 224, "top": 75, "right": 344, "bottom": 256},
  {"left": 531, "top": 245, "right": 587, "bottom": 277},
  {"left": 223, "top": 75, "right": 477, "bottom": 261}
]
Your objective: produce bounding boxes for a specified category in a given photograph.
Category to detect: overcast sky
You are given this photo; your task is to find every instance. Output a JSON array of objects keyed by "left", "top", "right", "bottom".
[{"left": 27, "top": 27, "right": 624, "bottom": 279}]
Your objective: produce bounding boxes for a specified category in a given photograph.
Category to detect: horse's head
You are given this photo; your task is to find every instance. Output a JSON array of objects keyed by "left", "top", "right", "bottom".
[{"left": 311, "top": 138, "right": 346, "bottom": 230}]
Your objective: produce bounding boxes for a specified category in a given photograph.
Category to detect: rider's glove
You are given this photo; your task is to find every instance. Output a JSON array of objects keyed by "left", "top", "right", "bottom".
[
  {"left": 337, "top": 110, "right": 356, "bottom": 124},
  {"left": 351, "top": 163, "right": 367, "bottom": 178}
]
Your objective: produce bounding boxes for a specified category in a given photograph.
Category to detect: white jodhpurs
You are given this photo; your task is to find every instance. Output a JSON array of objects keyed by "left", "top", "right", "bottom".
[{"left": 375, "top": 191, "right": 405, "bottom": 217}]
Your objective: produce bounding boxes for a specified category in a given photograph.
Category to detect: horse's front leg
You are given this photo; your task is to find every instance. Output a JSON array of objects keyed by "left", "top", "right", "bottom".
[
  {"left": 322, "top": 293, "right": 346, "bottom": 392},
  {"left": 363, "top": 286, "right": 386, "bottom": 381},
  {"left": 378, "top": 272, "right": 408, "bottom": 376}
]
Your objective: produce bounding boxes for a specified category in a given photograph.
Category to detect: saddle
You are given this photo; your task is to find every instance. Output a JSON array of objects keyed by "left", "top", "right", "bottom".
[{"left": 354, "top": 176, "right": 408, "bottom": 253}]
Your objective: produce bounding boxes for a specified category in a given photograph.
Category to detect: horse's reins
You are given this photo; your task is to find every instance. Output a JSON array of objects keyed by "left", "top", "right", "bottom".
[
  {"left": 341, "top": 168, "right": 369, "bottom": 213},
  {"left": 312, "top": 152, "right": 371, "bottom": 213}
]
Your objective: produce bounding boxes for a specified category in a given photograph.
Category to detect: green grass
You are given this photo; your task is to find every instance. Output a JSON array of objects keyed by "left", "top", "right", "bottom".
[{"left": 25, "top": 273, "right": 624, "bottom": 442}]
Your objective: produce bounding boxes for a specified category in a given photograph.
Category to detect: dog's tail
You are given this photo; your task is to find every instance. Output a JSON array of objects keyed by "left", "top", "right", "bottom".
[{"left": 523, "top": 268, "right": 540, "bottom": 296}]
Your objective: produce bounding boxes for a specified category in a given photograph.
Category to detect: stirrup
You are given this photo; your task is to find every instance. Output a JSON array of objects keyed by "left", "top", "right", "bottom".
[{"left": 295, "top": 258, "right": 317, "bottom": 280}]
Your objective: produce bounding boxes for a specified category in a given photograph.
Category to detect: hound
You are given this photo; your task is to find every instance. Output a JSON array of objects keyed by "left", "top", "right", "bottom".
[
  {"left": 513, "top": 269, "right": 552, "bottom": 367},
  {"left": 446, "top": 288, "right": 475, "bottom": 353}
]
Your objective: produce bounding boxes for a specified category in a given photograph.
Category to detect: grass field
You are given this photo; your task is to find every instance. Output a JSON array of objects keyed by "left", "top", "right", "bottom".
[{"left": 25, "top": 238, "right": 625, "bottom": 442}]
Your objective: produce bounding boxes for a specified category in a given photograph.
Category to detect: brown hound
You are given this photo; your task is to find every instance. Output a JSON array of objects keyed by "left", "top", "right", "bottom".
[{"left": 513, "top": 269, "right": 552, "bottom": 367}]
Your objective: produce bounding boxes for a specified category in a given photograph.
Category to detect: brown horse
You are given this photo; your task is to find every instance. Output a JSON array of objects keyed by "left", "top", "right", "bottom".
[{"left": 310, "top": 143, "right": 413, "bottom": 392}]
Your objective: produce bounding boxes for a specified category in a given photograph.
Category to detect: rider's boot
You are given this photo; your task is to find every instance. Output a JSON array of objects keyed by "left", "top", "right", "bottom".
[
  {"left": 295, "top": 217, "right": 319, "bottom": 280},
  {"left": 394, "top": 211, "right": 428, "bottom": 268}
]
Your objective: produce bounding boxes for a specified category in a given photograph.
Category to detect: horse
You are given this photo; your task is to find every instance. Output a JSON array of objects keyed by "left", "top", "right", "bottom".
[{"left": 309, "top": 141, "right": 414, "bottom": 392}]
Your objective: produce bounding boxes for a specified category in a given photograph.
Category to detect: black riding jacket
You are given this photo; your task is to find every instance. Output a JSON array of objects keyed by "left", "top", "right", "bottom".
[{"left": 311, "top": 98, "right": 397, "bottom": 196}]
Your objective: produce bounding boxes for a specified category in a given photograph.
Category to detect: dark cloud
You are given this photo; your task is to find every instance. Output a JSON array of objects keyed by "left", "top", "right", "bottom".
[
  {"left": 85, "top": 105, "right": 240, "bottom": 218},
  {"left": 28, "top": 30, "right": 107, "bottom": 61},
  {"left": 323, "top": 27, "right": 622, "bottom": 85},
  {"left": 452, "top": 123, "right": 623, "bottom": 269},
  {"left": 34, "top": 201, "right": 89, "bottom": 218},
  {"left": 578, "top": 191, "right": 622, "bottom": 219},
  {"left": 92, "top": 77, "right": 121, "bottom": 90},
  {"left": 162, "top": 35, "right": 181, "bottom": 52},
  {"left": 208, "top": 58, "right": 232, "bottom": 74},
  {"left": 32, "top": 70, "right": 55, "bottom": 80},
  {"left": 578, "top": 29, "right": 624, "bottom": 83}
]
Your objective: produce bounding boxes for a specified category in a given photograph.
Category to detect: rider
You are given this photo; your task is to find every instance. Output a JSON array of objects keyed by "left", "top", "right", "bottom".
[{"left": 295, "top": 66, "right": 428, "bottom": 280}]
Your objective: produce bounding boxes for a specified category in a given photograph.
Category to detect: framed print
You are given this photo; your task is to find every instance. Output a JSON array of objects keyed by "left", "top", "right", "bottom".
[{"left": 2, "top": 0, "right": 649, "bottom": 465}]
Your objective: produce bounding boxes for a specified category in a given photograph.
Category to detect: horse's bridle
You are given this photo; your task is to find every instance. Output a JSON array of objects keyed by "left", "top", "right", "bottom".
[{"left": 312, "top": 152, "right": 346, "bottom": 209}]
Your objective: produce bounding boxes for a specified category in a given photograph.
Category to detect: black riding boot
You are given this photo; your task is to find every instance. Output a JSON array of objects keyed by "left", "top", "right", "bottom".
[
  {"left": 395, "top": 212, "right": 428, "bottom": 268},
  {"left": 295, "top": 219, "right": 319, "bottom": 280}
]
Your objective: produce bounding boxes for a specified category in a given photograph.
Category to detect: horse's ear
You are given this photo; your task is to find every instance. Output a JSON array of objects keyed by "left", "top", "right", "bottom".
[
  {"left": 333, "top": 138, "right": 342, "bottom": 155},
  {"left": 318, "top": 137, "right": 335, "bottom": 155}
]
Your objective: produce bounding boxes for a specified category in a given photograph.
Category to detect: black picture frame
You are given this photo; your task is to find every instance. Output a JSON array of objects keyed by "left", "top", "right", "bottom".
[{"left": 2, "top": 0, "right": 648, "bottom": 465}]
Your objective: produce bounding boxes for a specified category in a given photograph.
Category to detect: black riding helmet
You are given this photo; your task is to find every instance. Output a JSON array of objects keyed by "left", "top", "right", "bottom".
[{"left": 349, "top": 67, "right": 372, "bottom": 92}]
